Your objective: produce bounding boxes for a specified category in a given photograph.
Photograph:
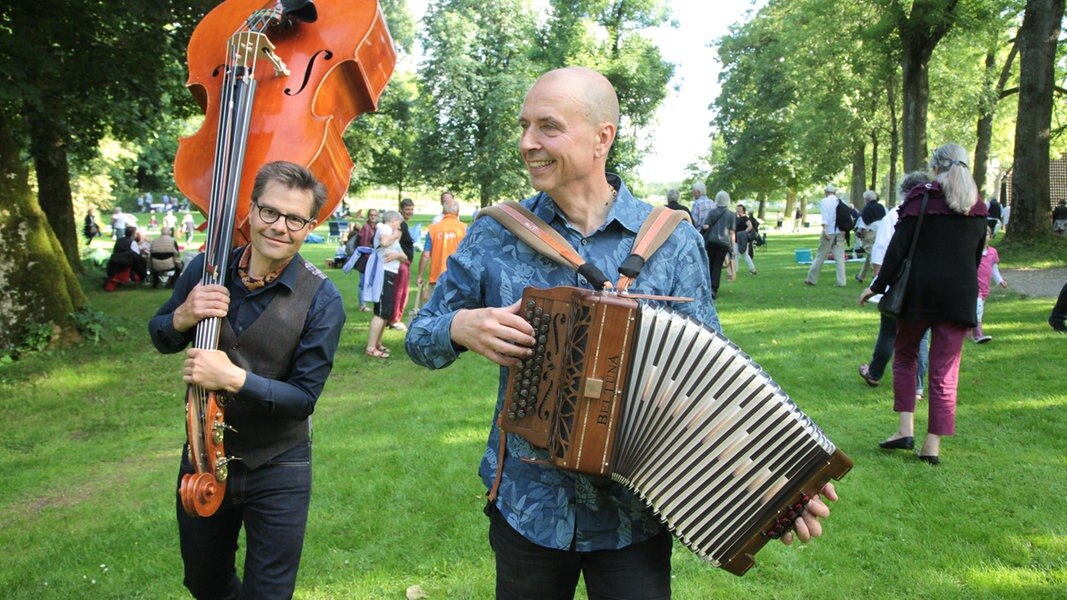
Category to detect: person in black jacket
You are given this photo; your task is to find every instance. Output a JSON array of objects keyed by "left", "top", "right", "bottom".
[
  {"left": 854, "top": 190, "right": 886, "bottom": 283},
  {"left": 106, "top": 226, "right": 147, "bottom": 283},
  {"left": 860, "top": 143, "right": 988, "bottom": 466}
]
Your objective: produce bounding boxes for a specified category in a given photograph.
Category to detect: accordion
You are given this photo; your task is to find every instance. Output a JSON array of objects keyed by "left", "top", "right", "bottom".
[{"left": 501, "top": 286, "right": 852, "bottom": 576}]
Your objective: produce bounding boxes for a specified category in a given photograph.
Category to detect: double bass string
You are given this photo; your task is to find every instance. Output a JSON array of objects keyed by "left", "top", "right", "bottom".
[{"left": 188, "top": 18, "right": 265, "bottom": 474}]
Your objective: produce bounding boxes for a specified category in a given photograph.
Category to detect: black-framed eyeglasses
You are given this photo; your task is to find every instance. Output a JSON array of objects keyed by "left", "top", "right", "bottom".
[{"left": 253, "top": 202, "right": 314, "bottom": 232}]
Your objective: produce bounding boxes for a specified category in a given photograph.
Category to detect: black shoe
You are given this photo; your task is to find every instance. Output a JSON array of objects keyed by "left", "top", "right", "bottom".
[
  {"left": 879, "top": 436, "right": 914, "bottom": 450},
  {"left": 918, "top": 454, "right": 940, "bottom": 466},
  {"left": 1050, "top": 314, "right": 1067, "bottom": 333}
]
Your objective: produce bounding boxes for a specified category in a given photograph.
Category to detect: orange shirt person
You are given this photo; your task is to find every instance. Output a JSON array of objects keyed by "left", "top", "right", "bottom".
[{"left": 416, "top": 197, "right": 467, "bottom": 303}]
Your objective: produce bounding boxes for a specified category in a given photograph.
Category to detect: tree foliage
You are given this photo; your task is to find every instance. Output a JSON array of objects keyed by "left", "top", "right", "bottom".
[
  {"left": 346, "top": 72, "right": 421, "bottom": 201},
  {"left": 0, "top": 0, "right": 212, "bottom": 273},
  {"left": 539, "top": 0, "right": 674, "bottom": 182}
]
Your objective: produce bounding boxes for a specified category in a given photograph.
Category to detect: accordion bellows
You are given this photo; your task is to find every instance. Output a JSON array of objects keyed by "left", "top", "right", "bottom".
[{"left": 502, "top": 286, "right": 852, "bottom": 576}]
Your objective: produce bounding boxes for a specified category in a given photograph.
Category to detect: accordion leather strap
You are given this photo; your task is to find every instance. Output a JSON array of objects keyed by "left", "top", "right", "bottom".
[
  {"left": 478, "top": 202, "right": 613, "bottom": 290},
  {"left": 487, "top": 419, "right": 507, "bottom": 502},
  {"left": 617, "top": 206, "right": 689, "bottom": 292},
  {"left": 479, "top": 202, "right": 688, "bottom": 293}
]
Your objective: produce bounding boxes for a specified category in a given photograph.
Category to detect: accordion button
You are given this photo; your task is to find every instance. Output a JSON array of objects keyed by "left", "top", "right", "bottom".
[
  {"left": 538, "top": 335, "right": 546, "bottom": 344},
  {"left": 534, "top": 306, "right": 543, "bottom": 316}
]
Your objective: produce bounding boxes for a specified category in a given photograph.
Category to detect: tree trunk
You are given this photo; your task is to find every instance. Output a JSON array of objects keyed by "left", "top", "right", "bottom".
[
  {"left": 1009, "top": 0, "right": 1065, "bottom": 240},
  {"left": 870, "top": 130, "right": 879, "bottom": 192},
  {"left": 974, "top": 40, "right": 1020, "bottom": 197},
  {"left": 887, "top": 74, "right": 900, "bottom": 207},
  {"left": 900, "top": 46, "right": 931, "bottom": 173},
  {"left": 850, "top": 142, "right": 865, "bottom": 208},
  {"left": 896, "top": 0, "right": 958, "bottom": 172},
  {"left": 25, "top": 108, "right": 81, "bottom": 274},
  {"left": 972, "top": 51, "right": 997, "bottom": 194},
  {"left": 787, "top": 172, "right": 802, "bottom": 229},
  {"left": 784, "top": 189, "right": 797, "bottom": 230},
  {"left": 0, "top": 112, "right": 86, "bottom": 350}
]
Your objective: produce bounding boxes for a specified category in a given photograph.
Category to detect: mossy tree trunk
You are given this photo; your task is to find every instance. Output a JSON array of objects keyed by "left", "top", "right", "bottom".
[{"left": 0, "top": 113, "right": 86, "bottom": 350}]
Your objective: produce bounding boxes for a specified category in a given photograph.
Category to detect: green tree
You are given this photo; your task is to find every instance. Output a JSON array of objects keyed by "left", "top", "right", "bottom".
[
  {"left": 416, "top": 0, "right": 538, "bottom": 207},
  {"left": 887, "top": 0, "right": 962, "bottom": 171},
  {"left": 0, "top": 0, "right": 212, "bottom": 273},
  {"left": 347, "top": 72, "right": 421, "bottom": 201},
  {"left": 538, "top": 0, "right": 674, "bottom": 181},
  {"left": 1008, "top": 0, "right": 1064, "bottom": 239}
]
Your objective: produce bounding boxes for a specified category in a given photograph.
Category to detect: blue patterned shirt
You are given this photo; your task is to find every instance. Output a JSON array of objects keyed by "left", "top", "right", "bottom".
[{"left": 405, "top": 175, "right": 718, "bottom": 551}]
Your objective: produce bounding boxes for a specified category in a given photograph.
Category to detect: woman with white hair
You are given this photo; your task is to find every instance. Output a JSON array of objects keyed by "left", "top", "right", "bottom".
[
  {"left": 860, "top": 143, "right": 988, "bottom": 466},
  {"left": 701, "top": 190, "right": 736, "bottom": 299}
]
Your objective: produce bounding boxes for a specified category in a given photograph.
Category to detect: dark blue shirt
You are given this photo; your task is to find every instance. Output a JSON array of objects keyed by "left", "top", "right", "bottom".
[
  {"left": 148, "top": 248, "right": 345, "bottom": 421},
  {"left": 405, "top": 175, "right": 717, "bottom": 552}
]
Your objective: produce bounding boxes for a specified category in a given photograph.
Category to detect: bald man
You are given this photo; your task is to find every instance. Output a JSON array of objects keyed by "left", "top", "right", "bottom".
[{"left": 407, "top": 67, "right": 834, "bottom": 599}]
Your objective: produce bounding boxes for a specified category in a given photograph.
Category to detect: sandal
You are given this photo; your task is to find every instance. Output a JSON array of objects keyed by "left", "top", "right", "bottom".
[
  {"left": 365, "top": 348, "right": 390, "bottom": 359},
  {"left": 858, "top": 364, "right": 880, "bottom": 387}
]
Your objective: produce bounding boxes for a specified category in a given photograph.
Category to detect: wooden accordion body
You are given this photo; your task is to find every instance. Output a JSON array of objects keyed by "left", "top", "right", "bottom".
[{"left": 502, "top": 286, "right": 852, "bottom": 576}]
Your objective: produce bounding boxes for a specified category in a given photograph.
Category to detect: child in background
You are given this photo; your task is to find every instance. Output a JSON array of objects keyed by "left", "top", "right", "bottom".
[{"left": 974, "top": 225, "right": 1008, "bottom": 343}]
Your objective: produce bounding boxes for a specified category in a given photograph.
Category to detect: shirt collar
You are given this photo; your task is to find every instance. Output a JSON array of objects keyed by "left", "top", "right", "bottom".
[
  {"left": 229, "top": 245, "right": 301, "bottom": 293},
  {"left": 528, "top": 173, "right": 644, "bottom": 236}
]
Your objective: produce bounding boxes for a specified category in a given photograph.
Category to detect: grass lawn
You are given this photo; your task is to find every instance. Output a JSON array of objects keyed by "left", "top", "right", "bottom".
[{"left": 1, "top": 226, "right": 1064, "bottom": 599}]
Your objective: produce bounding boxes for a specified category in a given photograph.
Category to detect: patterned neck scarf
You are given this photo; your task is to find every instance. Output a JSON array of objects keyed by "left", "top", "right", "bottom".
[{"left": 236, "top": 245, "right": 290, "bottom": 291}]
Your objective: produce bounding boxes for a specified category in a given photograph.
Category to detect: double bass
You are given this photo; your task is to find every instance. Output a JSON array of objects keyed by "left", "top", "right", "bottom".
[{"left": 173, "top": 0, "right": 395, "bottom": 517}]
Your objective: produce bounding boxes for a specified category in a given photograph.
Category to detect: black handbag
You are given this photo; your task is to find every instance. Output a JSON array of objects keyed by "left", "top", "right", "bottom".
[{"left": 878, "top": 191, "right": 928, "bottom": 318}]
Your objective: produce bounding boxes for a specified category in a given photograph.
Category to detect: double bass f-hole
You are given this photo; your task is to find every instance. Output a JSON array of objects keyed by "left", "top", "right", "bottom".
[{"left": 285, "top": 49, "right": 334, "bottom": 96}]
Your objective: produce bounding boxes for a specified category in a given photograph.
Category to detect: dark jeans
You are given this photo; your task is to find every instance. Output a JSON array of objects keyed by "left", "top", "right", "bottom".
[
  {"left": 177, "top": 440, "right": 312, "bottom": 600},
  {"left": 706, "top": 243, "right": 730, "bottom": 297},
  {"left": 487, "top": 504, "right": 672, "bottom": 600},
  {"left": 868, "top": 313, "right": 930, "bottom": 393}
]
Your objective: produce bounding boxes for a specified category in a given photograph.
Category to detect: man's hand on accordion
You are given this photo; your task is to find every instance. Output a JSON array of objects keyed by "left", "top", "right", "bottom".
[
  {"left": 450, "top": 301, "right": 535, "bottom": 367},
  {"left": 780, "top": 483, "right": 838, "bottom": 546}
]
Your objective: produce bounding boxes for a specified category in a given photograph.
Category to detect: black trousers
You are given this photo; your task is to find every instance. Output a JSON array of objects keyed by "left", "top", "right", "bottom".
[
  {"left": 706, "top": 243, "right": 730, "bottom": 297},
  {"left": 487, "top": 504, "right": 672, "bottom": 600}
]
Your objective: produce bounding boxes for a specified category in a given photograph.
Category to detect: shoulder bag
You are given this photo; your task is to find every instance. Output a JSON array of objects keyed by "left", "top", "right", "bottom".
[
  {"left": 703, "top": 208, "right": 731, "bottom": 250},
  {"left": 878, "top": 191, "right": 929, "bottom": 318}
]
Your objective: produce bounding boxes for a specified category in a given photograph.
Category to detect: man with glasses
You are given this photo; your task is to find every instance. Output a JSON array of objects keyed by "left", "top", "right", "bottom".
[{"left": 149, "top": 161, "right": 345, "bottom": 599}]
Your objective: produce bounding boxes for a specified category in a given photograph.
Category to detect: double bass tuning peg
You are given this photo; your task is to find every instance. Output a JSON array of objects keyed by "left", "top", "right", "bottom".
[{"left": 214, "top": 455, "right": 242, "bottom": 482}]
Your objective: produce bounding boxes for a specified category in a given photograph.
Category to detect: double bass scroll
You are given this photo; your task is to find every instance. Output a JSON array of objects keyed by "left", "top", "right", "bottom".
[{"left": 174, "top": 0, "right": 396, "bottom": 245}]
